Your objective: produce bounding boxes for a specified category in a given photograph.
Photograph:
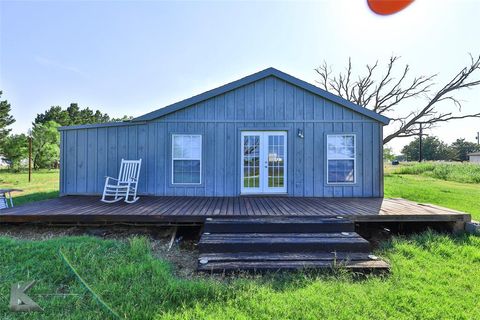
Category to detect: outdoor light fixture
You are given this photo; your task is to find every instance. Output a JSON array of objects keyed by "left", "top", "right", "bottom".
[{"left": 297, "top": 129, "right": 304, "bottom": 139}]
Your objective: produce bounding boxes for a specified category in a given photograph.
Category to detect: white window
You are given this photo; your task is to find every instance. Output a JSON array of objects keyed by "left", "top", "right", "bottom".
[
  {"left": 327, "top": 134, "right": 355, "bottom": 184},
  {"left": 172, "top": 134, "right": 202, "bottom": 184}
]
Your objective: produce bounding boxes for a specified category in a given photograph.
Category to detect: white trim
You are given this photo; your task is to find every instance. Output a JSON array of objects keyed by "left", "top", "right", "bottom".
[
  {"left": 171, "top": 134, "right": 202, "bottom": 185},
  {"left": 326, "top": 134, "right": 356, "bottom": 185},
  {"left": 241, "top": 131, "right": 287, "bottom": 194}
]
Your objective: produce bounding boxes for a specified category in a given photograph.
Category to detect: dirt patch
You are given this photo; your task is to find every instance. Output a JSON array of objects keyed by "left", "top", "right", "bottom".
[{"left": 0, "top": 224, "right": 201, "bottom": 278}]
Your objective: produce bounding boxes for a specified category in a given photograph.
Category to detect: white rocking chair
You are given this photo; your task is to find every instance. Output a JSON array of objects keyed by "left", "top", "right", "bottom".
[{"left": 101, "top": 159, "right": 142, "bottom": 204}]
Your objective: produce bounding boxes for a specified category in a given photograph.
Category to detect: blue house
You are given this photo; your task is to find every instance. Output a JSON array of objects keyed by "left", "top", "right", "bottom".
[{"left": 59, "top": 68, "right": 390, "bottom": 198}]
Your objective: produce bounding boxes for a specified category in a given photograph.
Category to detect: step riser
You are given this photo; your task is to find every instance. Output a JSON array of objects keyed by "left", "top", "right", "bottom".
[
  {"left": 198, "top": 261, "right": 389, "bottom": 273},
  {"left": 204, "top": 223, "right": 354, "bottom": 234},
  {"left": 199, "top": 252, "right": 374, "bottom": 262},
  {"left": 199, "top": 242, "right": 370, "bottom": 254}
]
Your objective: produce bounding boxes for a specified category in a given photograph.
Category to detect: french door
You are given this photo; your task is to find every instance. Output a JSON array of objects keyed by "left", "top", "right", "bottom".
[{"left": 241, "top": 131, "right": 287, "bottom": 194}]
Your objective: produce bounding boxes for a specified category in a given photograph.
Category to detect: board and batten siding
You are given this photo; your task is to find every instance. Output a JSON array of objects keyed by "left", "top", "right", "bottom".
[{"left": 60, "top": 76, "right": 384, "bottom": 197}]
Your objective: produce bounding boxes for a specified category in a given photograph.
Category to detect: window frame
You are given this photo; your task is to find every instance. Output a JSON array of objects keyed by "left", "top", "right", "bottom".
[
  {"left": 326, "top": 134, "right": 356, "bottom": 185},
  {"left": 171, "top": 134, "right": 202, "bottom": 185}
]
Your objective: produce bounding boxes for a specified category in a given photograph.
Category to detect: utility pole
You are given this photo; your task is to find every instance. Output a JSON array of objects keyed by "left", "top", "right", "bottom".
[
  {"left": 28, "top": 132, "right": 32, "bottom": 183},
  {"left": 476, "top": 131, "right": 479, "bottom": 145},
  {"left": 418, "top": 123, "right": 423, "bottom": 162}
]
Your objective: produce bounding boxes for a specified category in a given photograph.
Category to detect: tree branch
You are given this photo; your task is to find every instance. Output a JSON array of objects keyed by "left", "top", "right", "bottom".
[{"left": 315, "top": 54, "right": 480, "bottom": 144}]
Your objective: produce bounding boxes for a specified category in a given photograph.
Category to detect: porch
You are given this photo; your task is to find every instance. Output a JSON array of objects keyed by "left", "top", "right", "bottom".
[{"left": 0, "top": 195, "right": 470, "bottom": 225}]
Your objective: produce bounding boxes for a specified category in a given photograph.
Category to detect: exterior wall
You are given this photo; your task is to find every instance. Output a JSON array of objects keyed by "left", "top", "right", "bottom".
[
  {"left": 60, "top": 76, "right": 384, "bottom": 197},
  {"left": 469, "top": 155, "right": 480, "bottom": 163}
]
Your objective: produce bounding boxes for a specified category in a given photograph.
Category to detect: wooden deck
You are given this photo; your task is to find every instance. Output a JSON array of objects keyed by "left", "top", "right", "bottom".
[{"left": 0, "top": 196, "right": 470, "bottom": 224}]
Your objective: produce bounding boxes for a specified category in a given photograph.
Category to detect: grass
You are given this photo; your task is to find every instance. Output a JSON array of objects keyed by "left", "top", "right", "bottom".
[
  {"left": 0, "top": 169, "right": 59, "bottom": 206},
  {"left": 384, "top": 162, "right": 480, "bottom": 220},
  {"left": 388, "top": 161, "right": 480, "bottom": 184},
  {"left": 1, "top": 167, "right": 480, "bottom": 319},
  {"left": 384, "top": 174, "right": 480, "bottom": 221},
  {"left": 0, "top": 232, "right": 479, "bottom": 319}
]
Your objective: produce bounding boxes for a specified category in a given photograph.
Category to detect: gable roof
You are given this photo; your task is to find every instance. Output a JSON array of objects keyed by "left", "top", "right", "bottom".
[{"left": 132, "top": 67, "right": 390, "bottom": 125}]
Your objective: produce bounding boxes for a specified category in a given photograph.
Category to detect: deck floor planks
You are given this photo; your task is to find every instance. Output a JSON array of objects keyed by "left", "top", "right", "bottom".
[{"left": 0, "top": 195, "right": 470, "bottom": 224}]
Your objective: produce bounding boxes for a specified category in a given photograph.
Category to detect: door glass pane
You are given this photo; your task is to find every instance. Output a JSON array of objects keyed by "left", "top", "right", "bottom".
[
  {"left": 243, "top": 135, "right": 260, "bottom": 189},
  {"left": 268, "top": 134, "right": 285, "bottom": 188}
]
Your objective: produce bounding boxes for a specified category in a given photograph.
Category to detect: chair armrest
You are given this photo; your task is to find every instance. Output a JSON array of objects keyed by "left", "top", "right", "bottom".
[{"left": 105, "top": 176, "right": 119, "bottom": 183}]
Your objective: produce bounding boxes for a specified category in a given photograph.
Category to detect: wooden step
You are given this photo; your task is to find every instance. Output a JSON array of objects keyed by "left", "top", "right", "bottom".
[
  {"left": 198, "top": 251, "right": 375, "bottom": 262},
  {"left": 204, "top": 217, "right": 354, "bottom": 233},
  {"left": 198, "top": 232, "right": 370, "bottom": 253},
  {"left": 197, "top": 259, "right": 390, "bottom": 273}
]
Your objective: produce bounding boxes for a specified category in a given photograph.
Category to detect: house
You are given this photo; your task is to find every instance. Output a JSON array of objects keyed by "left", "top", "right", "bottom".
[
  {"left": 58, "top": 68, "right": 390, "bottom": 198},
  {"left": 468, "top": 152, "right": 480, "bottom": 163}
]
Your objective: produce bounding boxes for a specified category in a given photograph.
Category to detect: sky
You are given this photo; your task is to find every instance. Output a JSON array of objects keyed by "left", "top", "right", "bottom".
[{"left": 0, "top": 0, "right": 479, "bottom": 153}]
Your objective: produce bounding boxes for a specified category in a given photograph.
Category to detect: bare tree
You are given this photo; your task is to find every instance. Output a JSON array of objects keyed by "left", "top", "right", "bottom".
[{"left": 315, "top": 55, "right": 480, "bottom": 144}]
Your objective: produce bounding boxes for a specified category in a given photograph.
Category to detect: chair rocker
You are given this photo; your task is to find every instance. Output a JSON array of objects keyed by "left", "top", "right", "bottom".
[{"left": 101, "top": 159, "right": 142, "bottom": 204}]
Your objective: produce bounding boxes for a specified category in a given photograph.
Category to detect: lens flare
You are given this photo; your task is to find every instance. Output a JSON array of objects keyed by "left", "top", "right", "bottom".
[{"left": 367, "top": 0, "right": 414, "bottom": 15}]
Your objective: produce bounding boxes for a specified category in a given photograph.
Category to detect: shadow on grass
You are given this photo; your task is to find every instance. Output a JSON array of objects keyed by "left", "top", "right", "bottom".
[{"left": 12, "top": 191, "right": 59, "bottom": 206}]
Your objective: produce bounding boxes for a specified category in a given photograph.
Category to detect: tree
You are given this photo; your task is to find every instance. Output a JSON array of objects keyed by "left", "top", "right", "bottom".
[
  {"left": 31, "top": 121, "right": 60, "bottom": 169},
  {"left": 383, "top": 147, "right": 395, "bottom": 162},
  {"left": 0, "top": 91, "right": 15, "bottom": 150},
  {"left": 1, "top": 134, "right": 28, "bottom": 170},
  {"left": 32, "top": 104, "right": 131, "bottom": 169},
  {"left": 315, "top": 55, "right": 480, "bottom": 144},
  {"left": 111, "top": 115, "right": 134, "bottom": 122},
  {"left": 401, "top": 136, "right": 451, "bottom": 161},
  {"left": 34, "top": 103, "right": 111, "bottom": 127},
  {"left": 449, "top": 138, "right": 480, "bottom": 161}
]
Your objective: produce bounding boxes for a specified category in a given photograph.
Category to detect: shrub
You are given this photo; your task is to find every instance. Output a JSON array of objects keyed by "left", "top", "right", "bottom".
[{"left": 392, "top": 162, "right": 480, "bottom": 184}]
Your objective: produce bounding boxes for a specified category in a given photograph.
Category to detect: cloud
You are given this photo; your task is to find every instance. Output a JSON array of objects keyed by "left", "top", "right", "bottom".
[{"left": 34, "top": 56, "right": 89, "bottom": 78}]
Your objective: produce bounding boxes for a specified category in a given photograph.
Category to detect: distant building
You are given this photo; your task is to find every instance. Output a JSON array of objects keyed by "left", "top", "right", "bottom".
[
  {"left": 468, "top": 152, "right": 480, "bottom": 164},
  {"left": 0, "top": 156, "right": 10, "bottom": 168}
]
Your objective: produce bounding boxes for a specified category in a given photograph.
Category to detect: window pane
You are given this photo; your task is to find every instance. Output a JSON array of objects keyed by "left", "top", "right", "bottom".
[
  {"left": 327, "top": 135, "right": 355, "bottom": 159},
  {"left": 173, "top": 136, "right": 183, "bottom": 158},
  {"left": 328, "top": 160, "right": 354, "bottom": 183},
  {"left": 173, "top": 135, "right": 201, "bottom": 160},
  {"left": 344, "top": 146, "right": 355, "bottom": 158},
  {"left": 173, "top": 160, "right": 200, "bottom": 184},
  {"left": 344, "top": 136, "right": 354, "bottom": 148}
]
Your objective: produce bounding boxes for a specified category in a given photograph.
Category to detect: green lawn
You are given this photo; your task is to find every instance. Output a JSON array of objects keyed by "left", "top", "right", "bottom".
[
  {"left": 0, "top": 232, "right": 479, "bottom": 319},
  {"left": 385, "top": 174, "right": 480, "bottom": 220},
  {"left": 1, "top": 169, "right": 480, "bottom": 319},
  {"left": 0, "top": 169, "right": 59, "bottom": 206}
]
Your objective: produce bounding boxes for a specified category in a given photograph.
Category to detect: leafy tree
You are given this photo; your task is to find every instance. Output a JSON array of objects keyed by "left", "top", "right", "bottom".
[
  {"left": 401, "top": 136, "right": 451, "bottom": 161},
  {"left": 32, "top": 121, "right": 60, "bottom": 169},
  {"left": 112, "top": 115, "right": 134, "bottom": 122},
  {"left": 0, "top": 91, "right": 15, "bottom": 150},
  {"left": 34, "top": 103, "right": 111, "bottom": 127},
  {"left": 450, "top": 138, "right": 480, "bottom": 161},
  {"left": 32, "top": 104, "right": 131, "bottom": 169},
  {"left": 383, "top": 147, "right": 395, "bottom": 162},
  {"left": 1, "top": 134, "right": 28, "bottom": 170}
]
